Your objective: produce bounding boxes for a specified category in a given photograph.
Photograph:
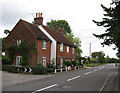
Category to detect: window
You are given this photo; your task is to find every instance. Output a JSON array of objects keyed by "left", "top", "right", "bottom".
[
  {"left": 17, "top": 40, "right": 21, "bottom": 45},
  {"left": 16, "top": 56, "right": 22, "bottom": 66},
  {"left": 72, "top": 47, "right": 74, "bottom": 54},
  {"left": 67, "top": 46, "right": 69, "bottom": 53},
  {"left": 42, "top": 40, "right": 46, "bottom": 50},
  {"left": 60, "top": 43, "right": 63, "bottom": 52},
  {"left": 42, "top": 57, "right": 46, "bottom": 67},
  {"left": 60, "top": 58, "right": 63, "bottom": 67}
]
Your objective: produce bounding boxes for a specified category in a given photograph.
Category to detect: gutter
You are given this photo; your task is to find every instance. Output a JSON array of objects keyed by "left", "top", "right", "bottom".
[{"left": 36, "top": 39, "right": 38, "bottom": 65}]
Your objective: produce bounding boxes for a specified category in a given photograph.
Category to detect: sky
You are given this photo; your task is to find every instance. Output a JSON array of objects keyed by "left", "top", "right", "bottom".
[{"left": 0, "top": 0, "right": 118, "bottom": 58}]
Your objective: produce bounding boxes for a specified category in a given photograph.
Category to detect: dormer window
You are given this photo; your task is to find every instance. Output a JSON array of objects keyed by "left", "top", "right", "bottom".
[
  {"left": 17, "top": 40, "right": 21, "bottom": 45},
  {"left": 60, "top": 43, "right": 63, "bottom": 52},
  {"left": 42, "top": 40, "right": 46, "bottom": 50}
]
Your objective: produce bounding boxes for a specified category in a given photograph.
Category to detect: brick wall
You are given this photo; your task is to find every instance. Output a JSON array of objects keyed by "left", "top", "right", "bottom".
[
  {"left": 5, "top": 20, "right": 37, "bottom": 66},
  {"left": 37, "top": 40, "right": 51, "bottom": 66},
  {"left": 57, "top": 43, "right": 76, "bottom": 64}
]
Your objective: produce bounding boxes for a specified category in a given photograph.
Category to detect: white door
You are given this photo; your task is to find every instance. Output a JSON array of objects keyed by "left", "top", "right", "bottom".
[{"left": 60, "top": 58, "right": 63, "bottom": 67}]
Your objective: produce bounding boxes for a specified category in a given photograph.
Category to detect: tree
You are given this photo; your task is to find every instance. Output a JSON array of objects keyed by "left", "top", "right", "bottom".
[
  {"left": 93, "top": 2, "right": 120, "bottom": 57},
  {"left": 46, "top": 20, "right": 71, "bottom": 35},
  {"left": 4, "top": 29, "right": 10, "bottom": 35},
  {"left": 47, "top": 19, "right": 82, "bottom": 58},
  {"left": 91, "top": 51, "right": 105, "bottom": 63}
]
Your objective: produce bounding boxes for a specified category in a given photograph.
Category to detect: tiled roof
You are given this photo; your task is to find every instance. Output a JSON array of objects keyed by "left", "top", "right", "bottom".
[
  {"left": 21, "top": 19, "right": 51, "bottom": 41},
  {"left": 42, "top": 25, "right": 76, "bottom": 47}
]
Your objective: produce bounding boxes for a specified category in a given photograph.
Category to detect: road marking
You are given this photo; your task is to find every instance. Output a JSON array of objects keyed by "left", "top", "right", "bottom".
[
  {"left": 99, "top": 72, "right": 114, "bottom": 93},
  {"left": 84, "top": 71, "right": 92, "bottom": 75},
  {"left": 32, "top": 84, "right": 58, "bottom": 93},
  {"left": 93, "top": 69, "right": 97, "bottom": 72},
  {"left": 67, "top": 75, "right": 80, "bottom": 82}
]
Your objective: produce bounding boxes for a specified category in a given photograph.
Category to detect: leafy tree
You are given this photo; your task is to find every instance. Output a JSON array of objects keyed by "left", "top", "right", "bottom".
[
  {"left": 93, "top": 2, "right": 120, "bottom": 57},
  {"left": 46, "top": 20, "right": 82, "bottom": 57},
  {"left": 91, "top": 51, "right": 105, "bottom": 63},
  {"left": 4, "top": 29, "right": 10, "bottom": 35},
  {"left": 46, "top": 20, "right": 71, "bottom": 35}
]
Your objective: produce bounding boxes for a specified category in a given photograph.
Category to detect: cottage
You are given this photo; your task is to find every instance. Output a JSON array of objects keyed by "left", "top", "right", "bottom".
[{"left": 5, "top": 13, "right": 76, "bottom": 67}]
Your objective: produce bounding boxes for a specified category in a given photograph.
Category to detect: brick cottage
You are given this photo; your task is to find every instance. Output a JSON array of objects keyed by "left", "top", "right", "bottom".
[{"left": 5, "top": 13, "right": 76, "bottom": 67}]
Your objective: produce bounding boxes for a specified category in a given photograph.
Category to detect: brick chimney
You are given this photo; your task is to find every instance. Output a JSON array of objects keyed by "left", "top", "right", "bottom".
[
  {"left": 34, "top": 13, "right": 43, "bottom": 25},
  {"left": 58, "top": 26, "right": 64, "bottom": 34}
]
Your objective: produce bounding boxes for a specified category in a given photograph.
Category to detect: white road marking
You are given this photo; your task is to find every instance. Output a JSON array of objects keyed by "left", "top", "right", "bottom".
[
  {"left": 93, "top": 69, "right": 97, "bottom": 72},
  {"left": 32, "top": 84, "right": 58, "bottom": 93},
  {"left": 67, "top": 75, "right": 80, "bottom": 82},
  {"left": 84, "top": 71, "right": 92, "bottom": 75}
]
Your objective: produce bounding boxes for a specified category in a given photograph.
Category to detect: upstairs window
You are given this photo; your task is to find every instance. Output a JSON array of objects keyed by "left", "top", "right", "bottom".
[
  {"left": 17, "top": 40, "right": 21, "bottom": 45},
  {"left": 72, "top": 47, "right": 74, "bottom": 54},
  {"left": 60, "top": 43, "right": 63, "bottom": 52},
  {"left": 42, "top": 40, "right": 46, "bottom": 50},
  {"left": 67, "top": 46, "right": 69, "bottom": 53}
]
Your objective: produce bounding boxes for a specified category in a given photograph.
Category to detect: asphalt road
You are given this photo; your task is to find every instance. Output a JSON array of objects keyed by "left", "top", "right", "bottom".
[{"left": 2, "top": 64, "right": 119, "bottom": 93}]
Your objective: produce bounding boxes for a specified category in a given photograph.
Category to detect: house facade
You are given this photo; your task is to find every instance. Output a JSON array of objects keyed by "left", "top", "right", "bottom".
[{"left": 5, "top": 13, "right": 76, "bottom": 67}]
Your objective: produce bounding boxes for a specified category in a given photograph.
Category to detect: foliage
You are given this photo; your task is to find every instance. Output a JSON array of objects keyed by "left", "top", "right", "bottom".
[
  {"left": 47, "top": 68, "right": 54, "bottom": 73},
  {"left": 91, "top": 51, "right": 105, "bottom": 63},
  {"left": 93, "top": 2, "right": 120, "bottom": 57},
  {"left": 7, "top": 41, "right": 35, "bottom": 66},
  {"left": 0, "top": 37, "right": 6, "bottom": 52},
  {"left": 2, "top": 65, "right": 18, "bottom": 73},
  {"left": 46, "top": 20, "right": 71, "bottom": 35},
  {"left": 64, "top": 60, "right": 71, "bottom": 67},
  {"left": 90, "top": 58, "right": 97, "bottom": 63},
  {"left": 2, "top": 56, "right": 12, "bottom": 65},
  {"left": 46, "top": 20, "right": 82, "bottom": 57},
  {"left": 78, "top": 62, "right": 81, "bottom": 66},
  {"left": 72, "top": 61, "right": 77, "bottom": 66},
  {"left": 47, "top": 63, "right": 55, "bottom": 69},
  {"left": 32, "top": 66, "right": 47, "bottom": 75},
  {"left": 4, "top": 29, "right": 10, "bottom": 35}
]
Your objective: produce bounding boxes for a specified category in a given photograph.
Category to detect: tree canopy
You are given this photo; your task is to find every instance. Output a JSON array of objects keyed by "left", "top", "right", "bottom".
[
  {"left": 93, "top": 2, "right": 120, "bottom": 57},
  {"left": 46, "top": 20, "right": 82, "bottom": 57}
]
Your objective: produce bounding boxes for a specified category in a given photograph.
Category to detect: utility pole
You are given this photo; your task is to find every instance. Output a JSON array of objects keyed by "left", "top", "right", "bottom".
[{"left": 89, "top": 43, "right": 91, "bottom": 57}]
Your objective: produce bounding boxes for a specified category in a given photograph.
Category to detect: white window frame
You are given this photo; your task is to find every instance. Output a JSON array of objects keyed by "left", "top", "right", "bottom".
[
  {"left": 17, "top": 40, "right": 21, "bottom": 45},
  {"left": 16, "top": 56, "right": 22, "bottom": 66},
  {"left": 72, "top": 47, "right": 74, "bottom": 54},
  {"left": 60, "top": 43, "right": 63, "bottom": 52},
  {"left": 42, "top": 40, "right": 47, "bottom": 50},
  {"left": 60, "top": 58, "right": 63, "bottom": 67},
  {"left": 42, "top": 57, "right": 46, "bottom": 67},
  {"left": 67, "top": 46, "right": 69, "bottom": 53}
]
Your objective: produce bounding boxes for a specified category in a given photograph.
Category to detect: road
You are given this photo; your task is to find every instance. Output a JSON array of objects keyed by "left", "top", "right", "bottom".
[{"left": 2, "top": 64, "right": 119, "bottom": 93}]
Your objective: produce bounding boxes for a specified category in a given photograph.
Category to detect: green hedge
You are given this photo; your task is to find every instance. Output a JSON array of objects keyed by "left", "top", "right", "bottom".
[
  {"left": 2, "top": 56, "right": 12, "bottom": 65},
  {"left": 64, "top": 60, "right": 71, "bottom": 67},
  {"left": 72, "top": 61, "right": 77, "bottom": 66},
  {"left": 2, "top": 65, "right": 18, "bottom": 73},
  {"left": 47, "top": 68, "right": 54, "bottom": 73},
  {"left": 32, "top": 66, "right": 47, "bottom": 75}
]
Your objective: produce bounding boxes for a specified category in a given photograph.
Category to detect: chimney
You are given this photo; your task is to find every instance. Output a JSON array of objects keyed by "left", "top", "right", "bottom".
[
  {"left": 58, "top": 26, "right": 64, "bottom": 34},
  {"left": 34, "top": 13, "right": 43, "bottom": 25}
]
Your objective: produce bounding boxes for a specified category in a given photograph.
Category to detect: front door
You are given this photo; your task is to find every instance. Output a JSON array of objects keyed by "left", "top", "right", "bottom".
[{"left": 16, "top": 56, "right": 22, "bottom": 66}]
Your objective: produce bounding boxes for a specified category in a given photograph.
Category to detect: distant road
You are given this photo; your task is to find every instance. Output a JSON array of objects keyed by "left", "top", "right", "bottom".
[{"left": 2, "top": 64, "right": 119, "bottom": 92}]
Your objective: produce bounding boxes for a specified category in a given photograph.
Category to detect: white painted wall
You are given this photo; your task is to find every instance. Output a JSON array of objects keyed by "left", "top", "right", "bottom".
[{"left": 38, "top": 25, "right": 57, "bottom": 66}]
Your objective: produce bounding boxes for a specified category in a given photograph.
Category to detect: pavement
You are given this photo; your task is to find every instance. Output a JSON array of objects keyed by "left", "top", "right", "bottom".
[
  {"left": 2, "top": 64, "right": 119, "bottom": 92},
  {"left": 2, "top": 71, "right": 52, "bottom": 87}
]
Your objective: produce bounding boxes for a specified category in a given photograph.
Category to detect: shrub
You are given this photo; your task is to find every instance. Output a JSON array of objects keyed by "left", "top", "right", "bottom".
[
  {"left": 78, "top": 62, "right": 81, "bottom": 66},
  {"left": 72, "top": 61, "right": 76, "bottom": 66},
  {"left": 2, "top": 65, "right": 18, "bottom": 73},
  {"left": 32, "top": 65, "right": 47, "bottom": 75},
  {"left": 47, "top": 68, "right": 54, "bottom": 73},
  {"left": 64, "top": 60, "right": 71, "bottom": 67},
  {"left": 2, "top": 56, "right": 12, "bottom": 65}
]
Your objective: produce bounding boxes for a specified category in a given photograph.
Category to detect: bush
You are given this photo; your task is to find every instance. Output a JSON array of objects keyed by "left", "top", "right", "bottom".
[
  {"left": 2, "top": 65, "right": 18, "bottom": 73},
  {"left": 47, "top": 68, "right": 54, "bottom": 73},
  {"left": 32, "top": 65, "right": 47, "bottom": 75},
  {"left": 78, "top": 62, "right": 81, "bottom": 66},
  {"left": 72, "top": 61, "right": 76, "bottom": 66},
  {"left": 2, "top": 56, "right": 12, "bottom": 65},
  {"left": 64, "top": 60, "right": 71, "bottom": 67}
]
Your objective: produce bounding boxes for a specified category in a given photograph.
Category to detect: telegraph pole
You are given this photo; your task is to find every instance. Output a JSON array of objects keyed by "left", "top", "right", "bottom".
[{"left": 89, "top": 43, "right": 91, "bottom": 57}]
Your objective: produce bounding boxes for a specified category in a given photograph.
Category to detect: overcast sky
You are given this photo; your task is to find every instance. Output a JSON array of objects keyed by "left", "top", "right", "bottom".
[{"left": 0, "top": 0, "right": 118, "bottom": 58}]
